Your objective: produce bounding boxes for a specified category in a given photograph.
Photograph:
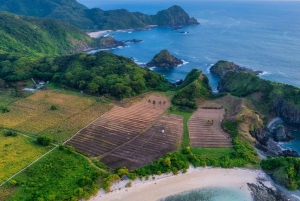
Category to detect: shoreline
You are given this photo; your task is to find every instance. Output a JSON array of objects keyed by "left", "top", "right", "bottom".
[
  {"left": 89, "top": 167, "right": 268, "bottom": 201},
  {"left": 87, "top": 25, "right": 158, "bottom": 38}
]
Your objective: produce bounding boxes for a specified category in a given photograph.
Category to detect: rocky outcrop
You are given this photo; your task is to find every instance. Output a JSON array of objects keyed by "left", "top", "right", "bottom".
[
  {"left": 152, "top": 5, "right": 199, "bottom": 26},
  {"left": 98, "top": 36, "right": 126, "bottom": 49},
  {"left": 210, "top": 60, "right": 263, "bottom": 77},
  {"left": 272, "top": 97, "right": 300, "bottom": 125},
  {"left": 146, "top": 50, "right": 183, "bottom": 68},
  {"left": 273, "top": 125, "right": 294, "bottom": 142},
  {"left": 123, "top": 39, "right": 143, "bottom": 43},
  {"left": 247, "top": 182, "right": 291, "bottom": 201}
]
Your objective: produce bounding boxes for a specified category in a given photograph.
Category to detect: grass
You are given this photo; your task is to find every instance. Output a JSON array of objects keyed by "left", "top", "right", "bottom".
[
  {"left": 4, "top": 148, "right": 103, "bottom": 201},
  {"left": 190, "top": 147, "right": 234, "bottom": 158},
  {"left": 0, "top": 133, "right": 52, "bottom": 184},
  {"left": 0, "top": 90, "right": 111, "bottom": 142},
  {"left": 169, "top": 108, "right": 195, "bottom": 148}
]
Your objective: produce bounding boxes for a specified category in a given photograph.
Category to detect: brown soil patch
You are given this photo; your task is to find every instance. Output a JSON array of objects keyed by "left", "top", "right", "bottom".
[{"left": 188, "top": 108, "right": 232, "bottom": 148}]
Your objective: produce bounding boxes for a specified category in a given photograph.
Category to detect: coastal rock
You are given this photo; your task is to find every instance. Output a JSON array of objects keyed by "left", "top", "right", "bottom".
[
  {"left": 272, "top": 97, "right": 300, "bottom": 125},
  {"left": 210, "top": 60, "right": 263, "bottom": 77},
  {"left": 247, "top": 182, "right": 291, "bottom": 201},
  {"left": 98, "top": 36, "right": 126, "bottom": 49},
  {"left": 256, "top": 139, "right": 299, "bottom": 157},
  {"left": 273, "top": 125, "right": 288, "bottom": 141},
  {"left": 123, "top": 39, "right": 143, "bottom": 43},
  {"left": 146, "top": 50, "right": 183, "bottom": 68}
]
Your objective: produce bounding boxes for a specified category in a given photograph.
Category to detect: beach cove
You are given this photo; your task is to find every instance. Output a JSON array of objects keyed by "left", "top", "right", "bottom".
[{"left": 90, "top": 167, "right": 274, "bottom": 201}]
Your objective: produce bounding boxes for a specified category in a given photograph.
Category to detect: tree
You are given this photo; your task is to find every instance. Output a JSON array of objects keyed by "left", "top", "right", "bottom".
[
  {"left": 0, "top": 79, "right": 5, "bottom": 90},
  {"left": 37, "top": 136, "right": 53, "bottom": 146}
]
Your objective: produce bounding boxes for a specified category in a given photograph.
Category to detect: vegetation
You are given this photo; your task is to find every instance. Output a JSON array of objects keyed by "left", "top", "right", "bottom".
[
  {"left": 172, "top": 69, "right": 212, "bottom": 109},
  {"left": 0, "top": 90, "right": 111, "bottom": 142},
  {"left": 3, "top": 130, "right": 17, "bottom": 137},
  {"left": 4, "top": 147, "right": 105, "bottom": 201},
  {"left": 0, "top": 133, "right": 51, "bottom": 183},
  {"left": 0, "top": 12, "right": 121, "bottom": 57},
  {"left": 37, "top": 135, "right": 53, "bottom": 146},
  {"left": 50, "top": 104, "right": 58, "bottom": 111},
  {"left": 261, "top": 157, "right": 300, "bottom": 190},
  {"left": 0, "top": 51, "right": 170, "bottom": 99},
  {"left": 0, "top": 1, "right": 198, "bottom": 30},
  {"left": 0, "top": 104, "right": 9, "bottom": 113}
]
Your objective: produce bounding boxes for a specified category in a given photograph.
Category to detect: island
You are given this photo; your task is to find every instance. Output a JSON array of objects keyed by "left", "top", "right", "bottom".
[
  {"left": 210, "top": 60, "right": 263, "bottom": 77},
  {"left": 146, "top": 50, "right": 183, "bottom": 68}
]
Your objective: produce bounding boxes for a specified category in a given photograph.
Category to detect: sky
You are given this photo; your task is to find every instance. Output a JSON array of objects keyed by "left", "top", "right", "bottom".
[{"left": 77, "top": 0, "right": 300, "bottom": 8}]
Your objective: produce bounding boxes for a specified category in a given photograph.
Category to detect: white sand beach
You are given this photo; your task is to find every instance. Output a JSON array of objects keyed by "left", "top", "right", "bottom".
[
  {"left": 89, "top": 167, "right": 269, "bottom": 201},
  {"left": 88, "top": 30, "right": 112, "bottom": 38}
]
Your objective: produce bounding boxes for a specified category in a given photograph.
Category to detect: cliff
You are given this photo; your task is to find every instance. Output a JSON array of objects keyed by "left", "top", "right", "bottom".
[
  {"left": 146, "top": 50, "right": 183, "bottom": 68},
  {"left": 0, "top": 0, "right": 199, "bottom": 30},
  {"left": 217, "top": 71, "right": 300, "bottom": 125},
  {"left": 210, "top": 60, "right": 263, "bottom": 77}
]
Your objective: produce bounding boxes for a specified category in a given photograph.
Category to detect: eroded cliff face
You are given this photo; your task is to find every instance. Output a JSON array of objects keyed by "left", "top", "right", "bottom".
[{"left": 272, "top": 97, "right": 300, "bottom": 125}]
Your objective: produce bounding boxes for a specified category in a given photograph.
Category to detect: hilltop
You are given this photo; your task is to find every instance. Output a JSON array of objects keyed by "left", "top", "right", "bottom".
[
  {"left": 0, "top": 12, "right": 125, "bottom": 56},
  {"left": 0, "top": 0, "right": 199, "bottom": 30}
]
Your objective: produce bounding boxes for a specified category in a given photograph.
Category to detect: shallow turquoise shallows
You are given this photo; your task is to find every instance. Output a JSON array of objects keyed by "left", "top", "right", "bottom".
[{"left": 158, "top": 187, "right": 252, "bottom": 201}]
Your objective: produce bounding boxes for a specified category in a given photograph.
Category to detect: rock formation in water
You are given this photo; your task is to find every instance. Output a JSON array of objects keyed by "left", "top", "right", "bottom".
[{"left": 146, "top": 50, "right": 183, "bottom": 68}]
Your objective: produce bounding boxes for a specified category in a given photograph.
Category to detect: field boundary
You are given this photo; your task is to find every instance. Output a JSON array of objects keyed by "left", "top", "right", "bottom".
[
  {"left": 0, "top": 146, "right": 57, "bottom": 187},
  {"left": 63, "top": 112, "right": 108, "bottom": 145}
]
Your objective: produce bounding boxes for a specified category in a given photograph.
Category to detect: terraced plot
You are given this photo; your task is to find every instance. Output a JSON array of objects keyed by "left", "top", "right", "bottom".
[
  {"left": 188, "top": 108, "right": 232, "bottom": 148},
  {"left": 100, "top": 114, "right": 183, "bottom": 170},
  {"left": 66, "top": 99, "right": 166, "bottom": 157}
]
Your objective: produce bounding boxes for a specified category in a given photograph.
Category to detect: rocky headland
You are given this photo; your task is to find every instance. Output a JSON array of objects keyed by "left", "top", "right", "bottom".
[
  {"left": 210, "top": 60, "right": 263, "bottom": 77},
  {"left": 146, "top": 50, "right": 183, "bottom": 68}
]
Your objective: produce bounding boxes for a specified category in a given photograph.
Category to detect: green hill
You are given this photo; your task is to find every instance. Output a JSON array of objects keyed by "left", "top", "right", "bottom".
[
  {"left": 0, "top": 51, "right": 170, "bottom": 99},
  {"left": 0, "top": 0, "right": 199, "bottom": 30},
  {"left": 0, "top": 12, "right": 124, "bottom": 56},
  {"left": 172, "top": 69, "right": 212, "bottom": 108},
  {"left": 218, "top": 71, "right": 300, "bottom": 124}
]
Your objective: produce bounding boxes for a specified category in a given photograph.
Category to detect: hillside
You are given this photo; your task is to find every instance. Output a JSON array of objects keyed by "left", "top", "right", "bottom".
[
  {"left": 218, "top": 71, "right": 300, "bottom": 125},
  {"left": 0, "top": 0, "right": 199, "bottom": 30},
  {"left": 0, "top": 51, "right": 170, "bottom": 98},
  {"left": 172, "top": 69, "right": 212, "bottom": 108},
  {"left": 0, "top": 12, "right": 125, "bottom": 56}
]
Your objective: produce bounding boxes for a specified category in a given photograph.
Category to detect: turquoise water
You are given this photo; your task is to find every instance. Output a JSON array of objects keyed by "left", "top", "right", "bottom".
[
  {"left": 158, "top": 187, "right": 251, "bottom": 201},
  {"left": 280, "top": 131, "right": 300, "bottom": 154}
]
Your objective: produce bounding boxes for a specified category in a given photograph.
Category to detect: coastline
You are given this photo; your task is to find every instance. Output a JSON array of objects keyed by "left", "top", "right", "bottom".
[
  {"left": 87, "top": 25, "right": 158, "bottom": 38},
  {"left": 89, "top": 167, "right": 268, "bottom": 201}
]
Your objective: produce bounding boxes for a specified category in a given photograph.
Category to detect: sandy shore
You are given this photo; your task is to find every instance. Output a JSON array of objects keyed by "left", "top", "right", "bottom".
[
  {"left": 89, "top": 167, "right": 268, "bottom": 201},
  {"left": 88, "top": 30, "right": 113, "bottom": 38}
]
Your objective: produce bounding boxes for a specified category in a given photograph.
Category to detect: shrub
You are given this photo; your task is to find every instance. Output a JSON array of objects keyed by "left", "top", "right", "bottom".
[
  {"left": 37, "top": 136, "right": 53, "bottom": 146},
  {"left": 0, "top": 105, "right": 9, "bottom": 113},
  {"left": 4, "top": 130, "right": 17, "bottom": 137},
  {"left": 50, "top": 104, "right": 58, "bottom": 110},
  {"left": 125, "top": 182, "right": 132, "bottom": 188},
  {"left": 8, "top": 179, "right": 17, "bottom": 186}
]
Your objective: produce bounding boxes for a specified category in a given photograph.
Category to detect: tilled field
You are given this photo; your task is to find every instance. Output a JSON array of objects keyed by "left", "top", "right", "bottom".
[
  {"left": 100, "top": 114, "right": 183, "bottom": 170},
  {"left": 188, "top": 108, "right": 232, "bottom": 148},
  {"left": 66, "top": 100, "right": 166, "bottom": 157}
]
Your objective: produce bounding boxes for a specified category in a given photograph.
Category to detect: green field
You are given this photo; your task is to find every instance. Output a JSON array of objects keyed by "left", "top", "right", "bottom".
[
  {"left": 4, "top": 147, "right": 104, "bottom": 201},
  {"left": 0, "top": 133, "right": 52, "bottom": 184},
  {"left": 0, "top": 90, "right": 111, "bottom": 142},
  {"left": 190, "top": 147, "right": 235, "bottom": 158}
]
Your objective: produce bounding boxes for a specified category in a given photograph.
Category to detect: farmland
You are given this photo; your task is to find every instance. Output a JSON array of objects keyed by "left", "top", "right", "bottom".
[
  {"left": 101, "top": 114, "right": 183, "bottom": 170},
  {"left": 66, "top": 94, "right": 183, "bottom": 169},
  {"left": 188, "top": 102, "right": 232, "bottom": 148},
  {"left": 0, "top": 133, "right": 52, "bottom": 183},
  {"left": 0, "top": 90, "right": 111, "bottom": 142}
]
